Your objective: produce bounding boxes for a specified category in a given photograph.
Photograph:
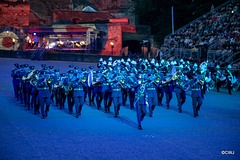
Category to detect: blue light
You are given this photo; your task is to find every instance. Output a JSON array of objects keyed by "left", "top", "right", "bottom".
[{"left": 33, "top": 33, "right": 36, "bottom": 35}]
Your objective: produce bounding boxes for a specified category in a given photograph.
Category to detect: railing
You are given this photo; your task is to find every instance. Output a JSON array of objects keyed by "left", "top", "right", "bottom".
[{"left": 221, "top": 51, "right": 240, "bottom": 67}]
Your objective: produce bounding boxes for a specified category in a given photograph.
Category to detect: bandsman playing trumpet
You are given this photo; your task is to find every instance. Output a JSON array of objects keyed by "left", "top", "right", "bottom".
[
  {"left": 189, "top": 70, "right": 204, "bottom": 117},
  {"left": 173, "top": 68, "right": 188, "bottom": 113},
  {"left": 63, "top": 70, "right": 75, "bottom": 114},
  {"left": 30, "top": 70, "right": 40, "bottom": 114},
  {"left": 146, "top": 74, "right": 158, "bottom": 117},
  {"left": 111, "top": 74, "right": 124, "bottom": 117},
  {"left": 37, "top": 71, "right": 51, "bottom": 119},
  {"left": 71, "top": 73, "right": 87, "bottom": 118}
]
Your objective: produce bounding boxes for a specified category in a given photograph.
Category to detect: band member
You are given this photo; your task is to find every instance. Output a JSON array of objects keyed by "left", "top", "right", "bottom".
[
  {"left": 20, "top": 64, "right": 29, "bottom": 106},
  {"left": 25, "top": 66, "right": 35, "bottom": 110},
  {"left": 103, "top": 71, "right": 113, "bottom": 113},
  {"left": 37, "top": 71, "right": 51, "bottom": 119},
  {"left": 215, "top": 65, "right": 223, "bottom": 92},
  {"left": 11, "top": 63, "right": 21, "bottom": 101},
  {"left": 226, "top": 65, "right": 232, "bottom": 95},
  {"left": 121, "top": 70, "right": 128, "bottom": 106},
  {"left": 189, "top": 71, "right": 204, "bottom": 117},
  {"left": 94, "top": 70, "right": 104, "bottom": 109},
  {"left": 111, "top": 75, "right": 123, "bottom": 117},
  {"left": 162, "top": 75, "right": 173, "bottom": 109},
  {"left": 134, "top": 72, "right": 147, "bottom": 130},
  {"left": 58, "top": 73, "right": 67, "bottom": 109},
  {"left": 87, "top": 66, "right": 95, "bottom": 106},
  {"left": 127, "top": 71, "right": 137, "bottom": 109},
  {"left": 63, "top": 70, "right": 75, "bottom": 114},
  {"left": 146, "top": 75, "right": 158, "bottom": 117},
  {"left": 71, "top": 73, "right": 87, "bottom": 118},
  {"left": 173, "top": 71, "right": 188, "bottom": 113},
  {"left": 30, "top": 70, "right": 40, "bottom": 114}
]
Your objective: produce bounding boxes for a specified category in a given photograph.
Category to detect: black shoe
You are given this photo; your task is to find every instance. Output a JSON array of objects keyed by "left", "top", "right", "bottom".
[
  {"left": 34, "top": 112, "right": 37, "bottom": 115},
  {"left": 138, "top": 126, "right": 143, "bottom": 130},
  {"left": 167, "top": 107, "right": 169, "bottom": 109},
  {"left": 194, "top": 114, "right": 197, "bottom": 117},
  {"left": 179, "top": 110, "right": 182, "bottom": 113},
  {"left": 41, "top": 116, "right": 45, "bottom": 119},
  {"left": 104, "top": 110, "right": 107, "bottom": 113},
  {"left": 149, "top": 114, "right": 153, "bottom": 117},
  {"left": 75, "top": 115, "right": 79, "bottom": 118},
  {"left": 114, "top": 115, "right": 117, "bottom": 118}
]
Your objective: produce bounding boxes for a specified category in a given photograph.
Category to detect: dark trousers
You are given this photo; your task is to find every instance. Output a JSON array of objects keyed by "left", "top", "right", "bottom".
[
  {"left": 87, "top": 86, "right": 95, "bottom": 105},
  {"left": 121, "top": 88, "right": 128, "bottom": 106},
  {"left": 96, "top": 91, "right": 103, "bottom": 108},
  {"left": 227, "top": 79, "right": 232, "bottom": 95},
  {"left": 104, "top": 91, "right": 112, "bottom": 112},
  {"left": 176, "top": 92, "right": 186, "bottom": 111},
  {"left": 83, "top": 86, "right": 88, "bottom": 101},
  {"left": 67, "top": 91, "right": 74, "bottom": 113},
  {"left": 26, "top": 87, "right": 32, "bottom": 109},
  {"left": 129, "top": 90, "right": 135, "bottom": 109},
  {"left": 216, "top": 80, "right": 221, "bottom": 92},
  {"left": 59, "top": 93, "right": 66, "bottom": 109},
  {"left": 165, "top": 91, "right": 172, "bottom": 108},
  {"left": 14, "top": 84, "right": 20, "bottom": 100},
  {"left": 136, "top": 101, "right": 147, "bottom": 127},
  {"left": 74, "top": 96, "right": 83, "bottom": 116},
  {"left": 192, "top": 97, "right": 202, "bottom": 116},
  {"left": 32, "top": 92, "right": 39, "bottom": 113},
  {"left": 113, "top": 96, "right": 122, "bottom": 116},
  {"left": 39, "top": 96, "right": 51, "bottom": 117},
  {"left": 157, "top": 88, "right": 164, "bottom": 105},
  {"left": 20, "top": 84, "right": 27, "bottom": 105}
]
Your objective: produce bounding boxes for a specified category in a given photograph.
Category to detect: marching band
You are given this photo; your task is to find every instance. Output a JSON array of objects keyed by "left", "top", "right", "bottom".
[{"left": 11, "top": 57, "right": 236, "bottom": 129}]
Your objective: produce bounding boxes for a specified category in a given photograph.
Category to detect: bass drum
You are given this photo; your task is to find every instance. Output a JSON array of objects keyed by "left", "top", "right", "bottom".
[
  {"left": 232, "top": 81, "right": 240, "bottom": 91},
  {"left": 208, "top": 80, "right": 215, "bottom": 90}
]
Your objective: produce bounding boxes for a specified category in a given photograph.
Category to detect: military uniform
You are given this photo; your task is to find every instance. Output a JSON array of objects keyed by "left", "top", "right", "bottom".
[
  {"left": 37, "top": 71, "right": 51, "bottom": 119},
  {"left": 94, "top": 71, "right": 104, "bottom": 109},
  {"left": 111, "top": 76, "right": 123, "bottom": 117},
  {"left": 87, "top": 66, "right": 95, "bottom": 106},
  {"left": 134, "top": 75, "right": 147, "bottom": 130},
  {"left": 11, "top": 64, "right": 21, "bottom": 100},
  {"left": 174, "top": 73, "right": 187, "bottom": 113},
  {"left": 146, "top": 75, "right": 158, "bottom": 117},
  {"left": 162, "top": 76, "right": 173, "bottom": 109},
  {"left": 63, "top": 70, "right": 75, "bottom": 113},
  {"left": 71, "top": 75, "right": 86, "bottom": 118},
  {"left": 190, "top": 76, "right": 203, "bottom": 117}
]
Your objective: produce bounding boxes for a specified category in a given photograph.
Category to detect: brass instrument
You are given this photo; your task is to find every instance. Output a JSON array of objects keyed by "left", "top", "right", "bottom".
[
  {"left": 64, "top": 85, "right": 72, "bottom": 95},
  {"left": 47, "top": 78, "right": 52, "bottom": 83},
  {"left": 27, "top": 70, "right": 36, "bottom": 79},
  {"left": 162, "top": 76, "right": 172, "bottom": 84},
  {"left": 81, "top": 76, "right": 87, "bottom": 82}
]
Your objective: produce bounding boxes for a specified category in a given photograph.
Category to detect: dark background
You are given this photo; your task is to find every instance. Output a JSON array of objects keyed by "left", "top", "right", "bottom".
[{"left": 132, "top": 0, "right": 227, "bottom": 44}]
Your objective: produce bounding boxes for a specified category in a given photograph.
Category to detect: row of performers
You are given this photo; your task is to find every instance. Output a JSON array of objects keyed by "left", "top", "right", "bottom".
[{"left": 11, "top": 62, "right": 205, "bottom": 130}]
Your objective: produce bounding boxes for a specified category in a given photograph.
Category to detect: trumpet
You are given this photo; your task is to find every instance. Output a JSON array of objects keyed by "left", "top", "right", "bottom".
[
  {"left": 65, "top": 85, "right": 72, "bottom": 95},
  {"left": 47, "top": 78, "right": 52, "bottom": 83}
]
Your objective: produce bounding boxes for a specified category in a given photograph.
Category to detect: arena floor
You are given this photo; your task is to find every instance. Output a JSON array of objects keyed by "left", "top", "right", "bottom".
[{"left": 0, "top": 58, "right": 239, "bottom": 160}]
